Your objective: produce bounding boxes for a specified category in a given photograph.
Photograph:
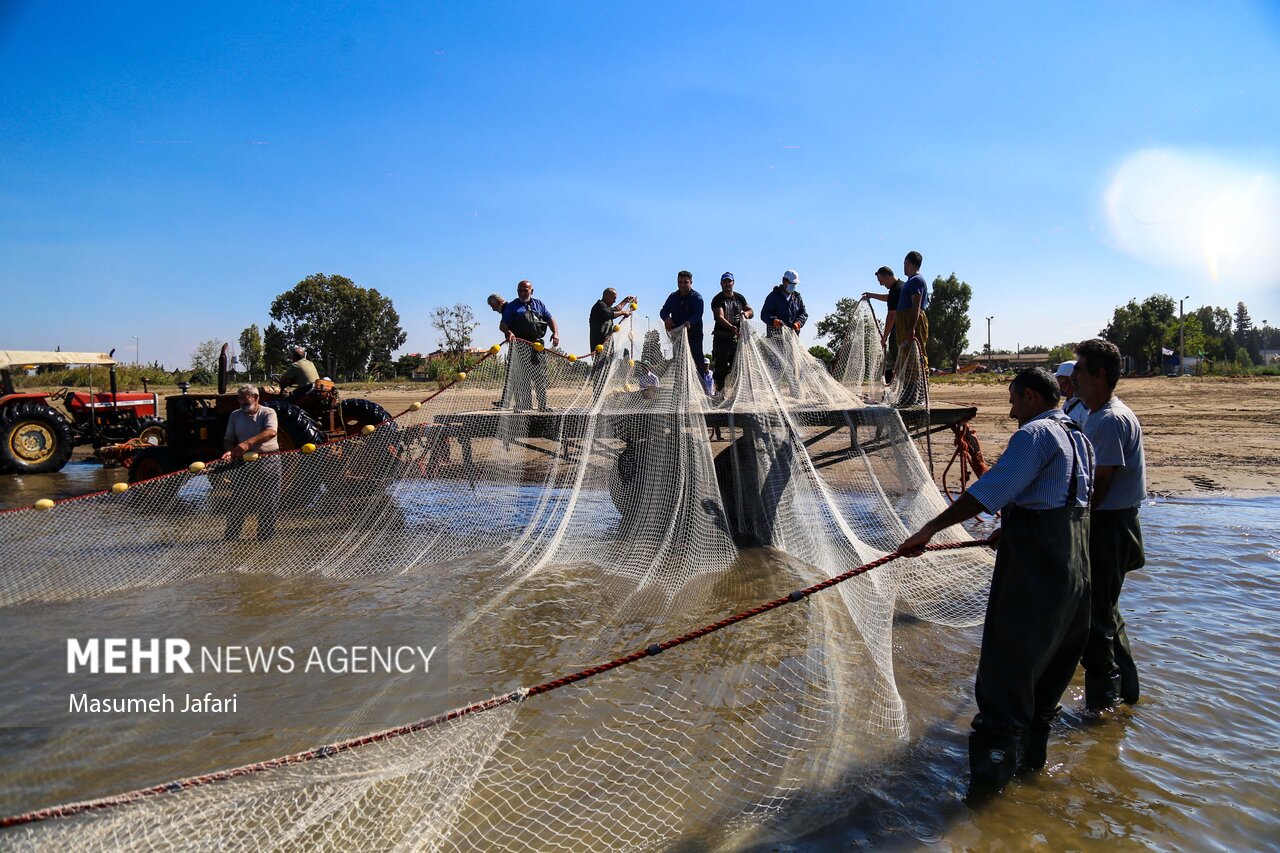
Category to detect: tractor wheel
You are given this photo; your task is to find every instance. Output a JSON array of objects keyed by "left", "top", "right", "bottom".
[
  {"left": 339, "top": 398, "right": 396, "bottom": 435},
  {"left": 263, "top": 401, "right": 325, "bottom": 451},
  {"left": 133, "top": 416, "right": 167, "bottom": 447},
  {"left": 0, "top": 402, "right": 76, "bottom": 474},
  {"left": 127, "top": 446, "right": 183, "bottom": 484}
]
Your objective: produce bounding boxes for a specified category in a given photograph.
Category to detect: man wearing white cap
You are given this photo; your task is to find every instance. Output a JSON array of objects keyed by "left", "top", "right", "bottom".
[
  {"left": 1056, "top": 360, "right": 1088, "bottom": 427},
  {"left": 761, "top": 270, "right": 808, "bottom": 335}
]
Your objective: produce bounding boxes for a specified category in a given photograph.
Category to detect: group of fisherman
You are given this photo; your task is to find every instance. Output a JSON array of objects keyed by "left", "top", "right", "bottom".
[
  {"left": 484, "top": 251, "right": 932, "bottom": 408},
  {"left": 228, "top": 266, "right": 1149, "bottom": 809},
  {"left": 902, "top": 339, "right": 1147, "bottom": 802}
]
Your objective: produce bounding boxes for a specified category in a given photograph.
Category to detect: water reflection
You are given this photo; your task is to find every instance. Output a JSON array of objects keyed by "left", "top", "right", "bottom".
[{"left": 0, "top": 492, "right": 1277, "bottom": 850}]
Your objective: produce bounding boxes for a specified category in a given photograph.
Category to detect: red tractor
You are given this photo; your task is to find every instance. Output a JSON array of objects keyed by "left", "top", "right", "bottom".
[{"left": 0, "top": 350, "right": 165, "bottom": 475}]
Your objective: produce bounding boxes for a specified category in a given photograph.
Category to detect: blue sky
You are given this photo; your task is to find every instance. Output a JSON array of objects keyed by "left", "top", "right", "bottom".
[{"left": 3, "top": 2, "right": 1279, "bottom": 367}]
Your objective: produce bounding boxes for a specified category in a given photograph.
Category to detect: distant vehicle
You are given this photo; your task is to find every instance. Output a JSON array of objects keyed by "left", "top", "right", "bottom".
[{"left": 0, "top": 350, "right": 165, "bottom": 475}]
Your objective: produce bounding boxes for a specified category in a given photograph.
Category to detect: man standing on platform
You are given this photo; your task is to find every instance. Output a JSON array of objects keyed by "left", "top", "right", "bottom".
[
  {"left": 487, "top": 293, "right": 509, "bottom": 408},
  {"left": 499, "top": 280, "right": 560, "bottom": 411},
  {"left": 899, "top": 367, "right": 1093, "bottom": 799},
  {"left": 589, "top": 287, "right": 634, "bottom": 395},
  {"left": 896, "top": 251, "right": 930, "bottom": 360},
  {"left": 1073, "top": 337, "right": 1146, "bottom": 712},
  {"left": 862, "top": 266, "right": 903, "bottom": 382},
  {"left": 660, "top": 270, "right": 706, "bottom": 372},
  {"left": 761, "top": 270, "right": 808, "bottom": 335},
  {"left": 709, "top": 272, "right": 753, "bottom": 392}
]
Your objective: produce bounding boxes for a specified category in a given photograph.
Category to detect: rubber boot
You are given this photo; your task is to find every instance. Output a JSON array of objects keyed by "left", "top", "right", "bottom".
[
  {"left": 966, "top": 733, "right": 1016, "bottom": 804},
  {"left": 1118, "top": 659, "right": 1140, "bottom": 705},
  {"left": 1084, "top": 670, "right": 1121, "bottom": 712},
  {"left": 1019, "top": 724, "right": 1051, "bottom": 773}
]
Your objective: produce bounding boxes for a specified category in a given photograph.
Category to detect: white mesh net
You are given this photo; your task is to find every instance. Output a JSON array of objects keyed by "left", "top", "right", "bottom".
[{"left": 0, "top": 304, "right": 991, "bottom": 851}]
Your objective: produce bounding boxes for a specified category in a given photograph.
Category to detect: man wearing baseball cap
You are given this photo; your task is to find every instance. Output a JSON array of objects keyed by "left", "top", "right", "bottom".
[
  {"left": 761, "top": 270, "right": 808, "bottom": 335},
  {"left": 1056, "top": 360, "right": 1088, "bottom": 426},
  {"left": 710, "top": 272, "right": 753, "bottom": 393}
]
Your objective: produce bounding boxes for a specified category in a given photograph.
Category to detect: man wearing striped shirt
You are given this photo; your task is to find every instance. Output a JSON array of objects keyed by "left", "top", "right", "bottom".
[{"left": 901, "top": 367, "right": 1094, "bottom": 800}]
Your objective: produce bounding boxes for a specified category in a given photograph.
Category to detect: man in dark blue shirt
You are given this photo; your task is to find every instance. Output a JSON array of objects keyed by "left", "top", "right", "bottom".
[
  {"left": 896, "top": 251, "right": 930, "bottom": 359},
  {"left": 760, "top": 270, "right": 808, "bottom": 334},
  {"left": 659, "top": 270, "right": 706, "bottom": 372},
  {"left": 499, "top": 280, "right": 560, "bottom": 411}
]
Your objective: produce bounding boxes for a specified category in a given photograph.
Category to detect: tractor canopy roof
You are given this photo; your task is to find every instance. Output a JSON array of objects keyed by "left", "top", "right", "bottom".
[{"left": 0, "top": 351, "right": 117, "bottom": 370}]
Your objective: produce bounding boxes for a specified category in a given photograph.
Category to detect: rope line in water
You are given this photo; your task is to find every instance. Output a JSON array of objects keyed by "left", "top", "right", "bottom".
[{"left": 0, "top": 537, "right": 994, "bottom": 829}]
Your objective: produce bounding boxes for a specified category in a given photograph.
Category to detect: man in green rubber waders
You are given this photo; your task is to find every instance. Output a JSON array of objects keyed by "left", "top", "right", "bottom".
[{"left": 900, "top": 367, "right": 1094, "bottom": 801}]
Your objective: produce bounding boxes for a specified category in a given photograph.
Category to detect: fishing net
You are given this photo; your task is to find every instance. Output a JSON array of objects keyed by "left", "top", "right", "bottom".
[{"left": 0, "top": 302, "right": 991, "bottom": 851}]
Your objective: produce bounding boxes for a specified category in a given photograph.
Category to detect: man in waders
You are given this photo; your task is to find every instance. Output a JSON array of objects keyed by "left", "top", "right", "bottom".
[
  {"left": 1073, "top": 338, "right": 1146, "bottom": 712},
  {"left": 900, "top": 367, "right": 1093, "bottom": 800}
]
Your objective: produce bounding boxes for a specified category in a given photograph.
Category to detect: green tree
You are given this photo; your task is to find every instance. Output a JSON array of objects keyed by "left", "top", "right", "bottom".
[
  {"left": 808, "top": 345, "right": 835, "bottom": 369},
  {"left": 1047, "top": 343, "right": 1076, "bottom": 365},
  {"left": 1163, "top": 314, "right": 1206, "bottom": 365},
  {"left": 189, "top": 340, "right": 222, "bottom": 377},
  {"left": 237, "top": 324, "right": 264, "bottom": 380},
  {"left": 815, "top": 297, "right": 863, "bottom": 351},
  {"left": 924, "top": 274, "right": 972, "bottom": 370},
  {"left": 270, "top": 273, "right": 407, "bottom": 381},
  {"left": 1194, "top": 305, "right": 1235, "bottom": 361},
  {"left": 262, "top": 322, "right": 288, "bottom": 376},
  {"left": 1100, "top": 294, "right": 1175, "bottom": 372},
  {"left": 430, "top": 303, "right": 481, "bottom": 371},
  {"left": 1234, "top": 301, "right": 1253, "bottom": 345},
  {"left": 395, "top": 352, "right": 426, "bottom": 378}
]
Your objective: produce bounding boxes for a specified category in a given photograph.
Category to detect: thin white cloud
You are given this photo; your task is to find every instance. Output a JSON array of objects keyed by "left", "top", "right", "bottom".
[{"left": 1104, "top": 148, "right": 1280, "bottom": 287}]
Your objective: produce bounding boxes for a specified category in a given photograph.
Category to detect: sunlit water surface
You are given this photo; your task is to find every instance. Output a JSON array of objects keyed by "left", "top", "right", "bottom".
[{"left": 0, "top": 490, "right": 1276, "bottom": 851}]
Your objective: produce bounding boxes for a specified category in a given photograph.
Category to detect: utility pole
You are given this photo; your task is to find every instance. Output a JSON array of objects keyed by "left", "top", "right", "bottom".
[
  {"left": 1179, "top": 295, "right": 1189, "bottom": 376},
  {"left": 131, "top": 335, "right": 140, "bottom": 366},
  {"left": 985, "top": 316, "right": 993, "bottom": 365}
]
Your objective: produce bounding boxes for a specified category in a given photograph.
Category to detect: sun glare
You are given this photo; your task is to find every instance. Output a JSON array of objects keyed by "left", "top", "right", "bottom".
[{"left": 1104, "top": 148, "right": 1280, "bottom": 288}]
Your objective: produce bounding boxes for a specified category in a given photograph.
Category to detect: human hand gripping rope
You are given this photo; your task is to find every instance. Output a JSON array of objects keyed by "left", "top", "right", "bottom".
[{"left": 0, "top": 537, "right": 993, "bottom": 830}]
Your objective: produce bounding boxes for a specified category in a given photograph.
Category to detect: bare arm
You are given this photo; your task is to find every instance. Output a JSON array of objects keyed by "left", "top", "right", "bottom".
[
  {"left": 221, "top": 427, "right": 277, "bottom": 461},
  {"left": 861, "top": 292, "right": 889, "bottom": 302},
  {"left": 549, "top": 316, "right": 560, "bottom": 347}
]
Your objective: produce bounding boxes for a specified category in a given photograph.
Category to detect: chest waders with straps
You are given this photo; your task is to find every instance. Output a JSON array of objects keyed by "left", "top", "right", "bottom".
[{"left": 968, "top": 417, "right": 1092, "bottom": 800}]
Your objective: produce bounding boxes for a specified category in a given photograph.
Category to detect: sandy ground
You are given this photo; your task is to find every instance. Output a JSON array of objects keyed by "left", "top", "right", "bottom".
[{"left": 929, "top": 375, "right": 1280, "bottom": 497}]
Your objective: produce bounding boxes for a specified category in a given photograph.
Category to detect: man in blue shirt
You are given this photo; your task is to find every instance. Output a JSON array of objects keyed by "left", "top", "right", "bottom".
[
  {"left": 659, "top": 270, "right": 706, "bottom": 372},
  {"left": 900, "top": 367, "right": 1093, "bottom": 800},
  {"left": 1073, "top": 338, "right": 1146, "bottom": 712},
  {"left": 760, "top": 269, "right": 809, "bottom": 335},
  {"left": 499, "top": 280, "right": 560, "bottom": 411},
  {"left": 896, "top": 250, "right": 930, "bottom": 360}
]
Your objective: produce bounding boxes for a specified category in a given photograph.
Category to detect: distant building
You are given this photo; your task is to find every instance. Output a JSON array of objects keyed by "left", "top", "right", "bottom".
[{"left": 960, "top": 352, "right": 1053, "bottom": 372}]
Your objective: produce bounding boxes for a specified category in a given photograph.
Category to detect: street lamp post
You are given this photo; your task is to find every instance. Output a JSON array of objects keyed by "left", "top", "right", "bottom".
[
  {"left": 985, "top": 316, "right": 994, "bottom": 364},
  {"left": 1179, "top": 295, "right": 1189, "bottom": 376}
]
